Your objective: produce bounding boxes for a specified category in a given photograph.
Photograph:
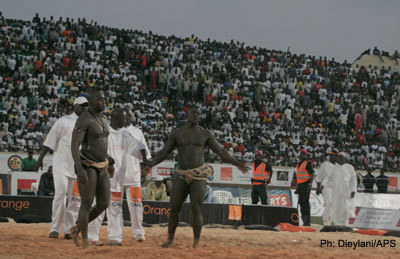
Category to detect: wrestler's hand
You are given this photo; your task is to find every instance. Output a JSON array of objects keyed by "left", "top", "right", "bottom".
[
  {"left": 140, "top": 164, "right": 151, "bottom": 177},
  {"left": 107, "top": 165, "right": 115, "bottom": 178},
  {"left": 350, "top": 191, "right": 355, "bottom": 199},
  {"left": 77, "top": 169, "right": 88, "bottom": 184},
  {"left": 34, "top": 159, "right": 43, "bottom": 172},
  {"left": 142, "top": 159, "right": 153, "bottom": 168},
  {"left": 316, "top": 187, "right": 322, "bottom": 196},
  {"left": 237, "top": 162, "right": 250, "bottom": 174}
]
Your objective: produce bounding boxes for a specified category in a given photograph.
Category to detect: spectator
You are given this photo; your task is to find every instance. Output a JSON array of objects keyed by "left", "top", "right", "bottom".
[
  {"left": 145, "top": 175, "right": 169, "bottom": 201},
  {"left": 375, "top": 169, "right": 389, "bottom": 193},
  {"left": 38, "top": 166, "right": 55, "bottom": 196},
  {"left": 372, "top": 46, "right": 384, "bottom": 62},
  {"left": 21, "top": 150, "right": 37, "bottom": 171},
  {"left": 362, "top": 168, "right": 376, "bottom": 193},
  {"left": 0, "top": 13, "right": 399, "bottom": 172}
]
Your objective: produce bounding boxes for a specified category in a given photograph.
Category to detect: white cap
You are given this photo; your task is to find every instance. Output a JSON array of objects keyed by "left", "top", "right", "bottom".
[
  {"left": 339, "top": 152, "right": 350, "bottom": 160},
  {"left": 74, "top": 96, "right": 88, "bottom": 105},
  {"left": 155, "top": 175, "right": 163, "bottom": 181}
]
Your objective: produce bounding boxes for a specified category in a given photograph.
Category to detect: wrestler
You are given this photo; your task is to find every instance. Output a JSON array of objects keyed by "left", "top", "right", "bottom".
[
  {"left": 70, "top": 91, "right": 114, "bottom": 249},
  {"left": 145, "top": 106, "right": 249, "bottom": 248}
]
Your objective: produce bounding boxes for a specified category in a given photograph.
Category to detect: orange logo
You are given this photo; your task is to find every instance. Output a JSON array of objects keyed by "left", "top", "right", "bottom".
[
  {"left": 129, "top": 187, "right": 142, "bottom": 203},
  {"left": 72, "top": 181, "right": 80, "bottom": 197},
  {"left": 143, "top": 204, "right": 170, "bottom": 216},
  {"left": 221, "top": 167, "right": 233, "bottom": 181},
  {"left": 111, "top": 192, "right": 122, "bottom": 202},
  {"left": 290, "top": 212, "right": 299, "bottom": 223},
  {"left": 228, "top": 205, "right": 242, "bottom": 220}
]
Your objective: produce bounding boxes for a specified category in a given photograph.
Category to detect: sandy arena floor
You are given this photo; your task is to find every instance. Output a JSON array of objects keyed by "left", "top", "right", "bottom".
[{"left": 0, "top": 221, "right": 399, "bottom": 259}]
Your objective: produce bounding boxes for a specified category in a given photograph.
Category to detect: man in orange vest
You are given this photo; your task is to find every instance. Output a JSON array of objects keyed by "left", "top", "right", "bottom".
[
  {"left": 294, "top": 149, "right": 314, "bottom": 226},
  {"left": 251, "top": 150, "right": 273, "bottom": 205}
]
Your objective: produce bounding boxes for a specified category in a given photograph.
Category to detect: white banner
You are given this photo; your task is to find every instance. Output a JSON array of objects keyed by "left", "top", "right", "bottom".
[
  {"left": 353, "top": 207, "right": 400, "bottom": 230},
  {"left": 291, "top": 192, "right": 400, "bottom": 219},
  {"left": 354, "top": 193, "right": 400, "bottom": 210}
]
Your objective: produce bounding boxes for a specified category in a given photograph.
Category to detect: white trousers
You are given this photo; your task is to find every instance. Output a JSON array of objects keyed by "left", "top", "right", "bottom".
[
  {"left": 50, "top": 174, "right": 80, "bottom": 234},
  {"left": 88, "top": 185, "right": 144, "bottom": 242},
  {"left": 321, "top": 185, "right": 333, "bottom": 226}
]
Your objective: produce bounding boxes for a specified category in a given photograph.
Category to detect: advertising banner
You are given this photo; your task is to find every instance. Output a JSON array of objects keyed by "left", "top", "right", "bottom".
[
  {"left": 267, "top": 189, "right": 293, "bottom": 207},
  {"left": 353, "top": 207, "right": 400, "bottom": 230},
  {"left": 242, "top": 205, "right": 299, "bottom": 226}
]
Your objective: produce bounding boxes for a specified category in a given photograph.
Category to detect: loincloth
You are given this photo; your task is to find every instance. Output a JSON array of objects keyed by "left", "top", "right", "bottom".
[
  {"left": 175, "top": 164, "right": 213, "bottom": 184},
  {"left": 80, "top": 154, "right": 109, "bottom": 172}
]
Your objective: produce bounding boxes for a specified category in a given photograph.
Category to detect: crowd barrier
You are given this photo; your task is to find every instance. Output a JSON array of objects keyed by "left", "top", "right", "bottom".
[
  {"left": 2, "top": 153, "right": 399, "bottom": 192},
  {"left": 0, "top": 195, "right": 299, "bottom": 226}
]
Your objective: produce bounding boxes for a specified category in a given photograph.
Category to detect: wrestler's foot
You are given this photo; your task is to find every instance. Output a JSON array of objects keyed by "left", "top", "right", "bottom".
[
  {"left": 193, "top": 239, "right": 200, "bottom": 248},
  {"left": 161, "top": 240, "right": 173, "bottom": 248},
  {"left": 70, "top": 225, "right": 80, "bottom": 247},
  {"left": 81, "top": 239, "right": 89, "bottom": 249},
  {"left": 64, "top": 234, "right": 72, "bottom": 240}
]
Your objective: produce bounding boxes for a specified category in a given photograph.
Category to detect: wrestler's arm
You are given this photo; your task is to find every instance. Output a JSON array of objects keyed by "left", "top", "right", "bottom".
[
  {"left": 146, "top": 130, "right": 177, "bottom": 167},
  {"left": 206, "top": 130, "right": 249, "bottom": 174},
  {"left": 71, "top": 113, "right": 91, "bottom": 184}
]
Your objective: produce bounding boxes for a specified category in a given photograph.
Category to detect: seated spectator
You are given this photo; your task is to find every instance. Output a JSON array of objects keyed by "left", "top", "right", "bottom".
[
  {"left": 362, "top": 168, "right": 376, "bottom": 193},
  {"left": 38, "top": 166, "right": 55, "bottom": 196},
  {"left": 21, "top": 150, "right": 37, "bottom": 171},
  {"left": 372, "top": 46, "right": 384, "bottom": 62},
  {"left": 145, "top": 175, "right": 169, "bottom": 201},
  {"left": 375, "top": 169, "right": 389, "bottom": 193}
]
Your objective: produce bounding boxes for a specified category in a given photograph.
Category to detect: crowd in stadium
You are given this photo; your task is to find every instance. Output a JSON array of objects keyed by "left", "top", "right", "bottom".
[{"left": 0, "top": 13, "right": 399, "bottom": 170}]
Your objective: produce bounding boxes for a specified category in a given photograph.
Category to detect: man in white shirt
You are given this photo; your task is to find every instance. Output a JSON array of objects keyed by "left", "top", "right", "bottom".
[
  {"left": 35, "top": 96, "right": 88, "bottom": 239},
  {"left": 87, "top": 109, "right": 148, "bottom": 246},
  {"left": 328, "top": 152, "right": 357, "bottom": 226},
  {"left": 120, "top": 108, "right": 151, "bottom": 242},
  {"left": 316, "top": 152, "right": 337, "bottom": 226}
]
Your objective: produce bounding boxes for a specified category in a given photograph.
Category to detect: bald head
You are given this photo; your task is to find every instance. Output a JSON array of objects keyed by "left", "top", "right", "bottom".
[{"left": 110, "top": 108, "right": 126, "bottom": 130}]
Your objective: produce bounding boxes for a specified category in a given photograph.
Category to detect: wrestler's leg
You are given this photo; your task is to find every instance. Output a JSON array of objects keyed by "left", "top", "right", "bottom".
[
  {"left": 89, "top": 170, "right": 110, "bottom": 222},
  {"left": 162, "top": 174, "right": 189, "bottom": 248},
  {"left": 189, "top": 180, "right": 207, "bottom": 248},
  {"left": 74, "top": 167, "right": 97, "bottom": 248}
]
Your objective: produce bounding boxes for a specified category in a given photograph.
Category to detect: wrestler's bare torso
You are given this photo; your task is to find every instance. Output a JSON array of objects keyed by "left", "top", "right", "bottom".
[
  {"left": 172, "top": 125, "right": 211, "bottom": 170},
  {"left": 79, "top": 110, "right": 109, "bottom": 162}
]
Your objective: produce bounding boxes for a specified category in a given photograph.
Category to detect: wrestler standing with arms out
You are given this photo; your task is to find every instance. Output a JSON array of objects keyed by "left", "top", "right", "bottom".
[
  {"left": 145, "top": 106, "right": 249, "bottom": 248},
  {"left": 70, "top": 91, "right": 115, "bottom": 249}
]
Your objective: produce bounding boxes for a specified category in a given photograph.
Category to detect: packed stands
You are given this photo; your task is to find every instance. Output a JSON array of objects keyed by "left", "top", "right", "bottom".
[{"left": 0, "top": 13, "right": 399, "bottom": 170}]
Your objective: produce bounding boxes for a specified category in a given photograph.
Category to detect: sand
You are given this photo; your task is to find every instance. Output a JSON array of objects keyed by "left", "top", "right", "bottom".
[{"left": 0, "top": 221, "right": 399, "bottom": 259}]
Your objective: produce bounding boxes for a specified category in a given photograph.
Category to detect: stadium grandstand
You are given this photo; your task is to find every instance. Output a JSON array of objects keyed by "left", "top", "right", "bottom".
[{"left": 0, "top": 13, "right": 399, "bottom": 172}]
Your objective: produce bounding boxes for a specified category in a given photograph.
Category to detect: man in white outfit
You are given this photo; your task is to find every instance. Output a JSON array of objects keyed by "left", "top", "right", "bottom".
[
  {"left": 121, "top": 108, "right": 151, "bottom": 242},
  {"left": 328, "top": 152, "right": 357, "bottom": 226},
  {"left": 35, "top": 96, "right": 88, "bottom": 239},
  {"left": 88, "top": 109, "right": 148, "bottom": 246},
  {"left": 316, "top": 152, "right": 337, "bottom": 226}
]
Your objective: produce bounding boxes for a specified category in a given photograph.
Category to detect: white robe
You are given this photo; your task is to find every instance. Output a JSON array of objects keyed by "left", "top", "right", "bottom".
[
  {"left": 316, "top": 161, "right": 336, "bottom": 225},
  {"left": 329, "top": 163, "right": 357, "bottom": 225}
]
